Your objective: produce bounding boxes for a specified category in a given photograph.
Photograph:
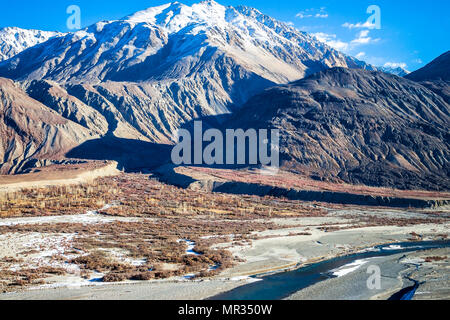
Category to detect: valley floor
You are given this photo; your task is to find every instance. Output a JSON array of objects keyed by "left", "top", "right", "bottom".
[{"left": 0, "top": 171, "right": 448, "bottom": 300}]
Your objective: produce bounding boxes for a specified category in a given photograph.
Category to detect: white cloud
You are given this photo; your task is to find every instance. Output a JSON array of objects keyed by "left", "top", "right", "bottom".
[
  {"left": 328, "top": 40, "right": 350, "bottom": 51},
  {"left": 350, "top": 30, "right": 380, "bottom": 45},
  {"left": 342, "top": 21, "right": 376, "bottom": 29},
  {"left": 358, "top": 30, "right": 370, "bottom": 37},
  {"left": 312, "top": 32, "right": 335, "bottom": 41},
  {"left": 383, "top": 62, "right": 408, "bottom": 69},
  {"left": 296, "top": 13, "right": 312, "bottom": 19},
  {"left": 312, "top": 32, "right": 349, "bottom": 52},
  {"left": 355, "top": 52, "right": 366, "bottom": 59},
  {"left": 413, "top": 58, "right": 423, "bottom": 64},
  {"left": 296, "top": 8, "right": 328, "bottom": 19},
  {"left": 313, "top": 29, "right": 380, "bottom": 55}
]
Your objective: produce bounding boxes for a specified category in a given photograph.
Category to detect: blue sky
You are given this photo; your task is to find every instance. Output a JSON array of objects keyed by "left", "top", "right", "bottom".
[{"left": 0, "top": 0, "right": 448, "bottom": 71}]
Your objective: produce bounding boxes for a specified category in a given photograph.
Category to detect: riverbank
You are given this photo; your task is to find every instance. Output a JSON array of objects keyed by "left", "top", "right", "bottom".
[
  {"left": 0, "top": 278, "right": 248, "bottom": 300},
  {"left": 216, "top": 210, "right": 449, "bottom": 279},
  {"left": 1, "top": 211, "right": 447, "bottom": 300},
  {"left": 286, "top": 247, "right": 449, "bottom": 300}
]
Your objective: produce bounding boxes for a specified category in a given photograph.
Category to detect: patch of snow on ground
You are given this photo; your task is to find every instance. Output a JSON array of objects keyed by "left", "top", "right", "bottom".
[
  {"left": 384, "top": 245, "right": 403, "bottom": 250},
  {"left": 330, "top": 259, "right": 371, "bottom": 278},
  {"left": 177, "top": 239, "right": 201, "bottom": 256},
  {"left": 0, "top": 203, "right": 139, "bottom": 226}
]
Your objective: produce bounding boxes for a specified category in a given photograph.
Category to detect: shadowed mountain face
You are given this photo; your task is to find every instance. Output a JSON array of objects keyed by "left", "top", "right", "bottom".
[
  {"left": 406, "top": 51, "right": 450, "bottom": 82},
  {"left": 405, "top": 51, "right": 450, "bottom": 104},
  {"left": 226, "top": 68, "right": 450, "bottom": 190}
]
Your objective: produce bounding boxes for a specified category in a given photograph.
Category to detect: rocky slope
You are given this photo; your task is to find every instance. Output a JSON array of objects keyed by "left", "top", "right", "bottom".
[
  {"left": 0, "top": 78, "right": 98, "bottom": 174},
  {"left": 225, "top": 67, "right": 450, "bottom": 190}
]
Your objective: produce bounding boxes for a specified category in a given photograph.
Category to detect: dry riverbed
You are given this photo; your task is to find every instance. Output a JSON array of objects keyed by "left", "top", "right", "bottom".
[{"left": 0, "top": 173, "right": 448, "bottom": 300}]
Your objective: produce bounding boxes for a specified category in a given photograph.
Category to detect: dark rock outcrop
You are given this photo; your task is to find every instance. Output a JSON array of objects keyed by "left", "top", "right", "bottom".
[
  {"left": 405, "top": 51, "right": 450, "bottom": 82},
  {"left": 226, "top": 67, "right": 450, "bottom": 191}
]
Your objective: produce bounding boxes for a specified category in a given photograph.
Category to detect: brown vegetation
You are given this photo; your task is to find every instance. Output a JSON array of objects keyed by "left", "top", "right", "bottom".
[{"left": 424, "top": 256, "right": 447, "bottom": 262}]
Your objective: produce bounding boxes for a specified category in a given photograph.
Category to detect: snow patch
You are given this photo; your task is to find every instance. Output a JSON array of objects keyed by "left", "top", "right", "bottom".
[
  {"left": 177, "top": 239, "right": 201, "bottom": 256},
  {"left": 330, "top": 259, "right": 370, "bottom": 277}
]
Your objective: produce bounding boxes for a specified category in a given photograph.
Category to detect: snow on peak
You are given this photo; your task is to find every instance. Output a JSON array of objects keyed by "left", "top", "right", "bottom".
[
  {"left": 0, "top": 0, "right": 374, "bottom": 84},
  {"left": 0, "top": 27, "right": 63, "bottom": 61},
  {"left": 124, "top": 0, "right": 228, "bottom": 33},
  {"left": 381, "top": 65, "right": 410, "bottom": 77}
]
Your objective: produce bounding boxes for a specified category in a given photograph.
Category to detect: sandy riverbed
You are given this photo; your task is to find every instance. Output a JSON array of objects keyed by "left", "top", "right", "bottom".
[{"left": 0, "top": 206, "right": 448, "bottom": 300}]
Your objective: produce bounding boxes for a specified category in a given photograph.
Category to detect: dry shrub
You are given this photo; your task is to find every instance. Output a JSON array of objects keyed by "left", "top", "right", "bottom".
[
  {"left": 424, "top": 256, "right": 447, "bottom": 262},
  {"left": 70, "top": 251, "right": 132, "bottom": 272}
]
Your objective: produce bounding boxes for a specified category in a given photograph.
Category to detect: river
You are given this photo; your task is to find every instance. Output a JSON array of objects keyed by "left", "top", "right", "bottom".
[{"left": 211, "top": 240, "right": 450, "bottom": 300}]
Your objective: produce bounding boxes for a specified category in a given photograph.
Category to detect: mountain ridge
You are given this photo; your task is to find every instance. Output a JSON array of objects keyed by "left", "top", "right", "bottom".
[
  {"left": 0, "top": 1, "right": 448, "bottom": 192},
  {"left": 0, "top": 77, "right": 98, "bottom": 174},
  {"left": 224, "top": 67, "right": 449, "bottom": 190},
  {"left": 0, "top": 0, "right": 373, "bottom": 84},
  {"left": 0, "top": 27, "right": 63, "bottom": 62},
  {"left": 406, "top": 51, "right": 450, "bottom": 82},
  {"left": 0, "top": 0, "right": 379, "bottom": 172}
]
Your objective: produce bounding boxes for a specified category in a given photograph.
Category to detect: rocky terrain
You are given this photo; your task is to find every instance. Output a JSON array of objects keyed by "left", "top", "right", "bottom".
[
  {"left": 0, "top": 1, "right": 448, "bottom": 193},
  {"left": 225, "top": 67, "right": 450, "bottom": 190},
  {"left": 0, "top": 78, "right": 99, "bottom": 174}
]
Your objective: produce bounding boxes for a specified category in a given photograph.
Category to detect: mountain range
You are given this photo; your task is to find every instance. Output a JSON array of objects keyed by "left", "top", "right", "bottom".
[
  {"left": 0, "top": 1, "right": 448, "bottom": 191},
  {"left": 0, "top": 1, "right": 373, "bottom": 172},
  {"left": 225, "top": 67, "right": 449, "bottom": 190}
]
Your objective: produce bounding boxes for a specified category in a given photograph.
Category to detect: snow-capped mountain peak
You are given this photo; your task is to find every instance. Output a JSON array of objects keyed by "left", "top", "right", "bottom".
[
  {"left": 0, "top": 0, "right": 374, "bottom": 86},
  {"left": 380, "top": 65, "right": 410, "bottom": 77},
  {"left": 125, "top": 0, "right": 249, "bottom": 36},
  {"left": 0, "top": 27, "right": 63, "bottom": 61}
]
